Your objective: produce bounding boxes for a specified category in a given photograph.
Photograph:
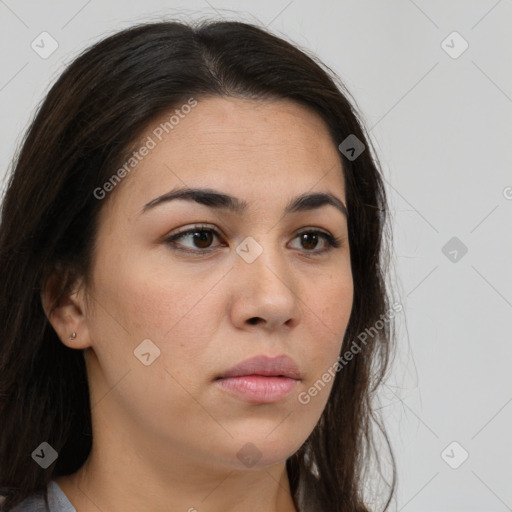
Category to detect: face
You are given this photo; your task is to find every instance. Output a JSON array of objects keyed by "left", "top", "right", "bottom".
[{"left": 72, "top": 97, "right": 353, "bottom": 471}]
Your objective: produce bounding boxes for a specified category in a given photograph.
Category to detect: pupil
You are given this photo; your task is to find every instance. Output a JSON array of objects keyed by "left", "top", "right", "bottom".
[
  {"left": 302, "top": 233, "right": 318, "bottom": 250},
  {"left": 193, "top": 230, "right": 213, "bottom": 248}
]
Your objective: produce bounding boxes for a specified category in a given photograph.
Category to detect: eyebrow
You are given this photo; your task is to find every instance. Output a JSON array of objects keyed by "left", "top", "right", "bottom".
[{"left": 141, "top": 187, "right": 348, "bottom": 219}]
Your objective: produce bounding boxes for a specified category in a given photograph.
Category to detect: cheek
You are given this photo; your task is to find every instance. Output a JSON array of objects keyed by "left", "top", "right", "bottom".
[
  {"left": 319, "top": 275, "right": 353, "bottom": 328},
  {"left": 301, "top": 271, "right": 353, "bottom": 370},
  {"left": 86, "top": 262, "right": 223, "bottom": 428},
  {"left": 108, "top": 266, "right": 225, "bottom": 378},
  {"left": 98, "top": 250, "right": 219, "bottom": 334}
]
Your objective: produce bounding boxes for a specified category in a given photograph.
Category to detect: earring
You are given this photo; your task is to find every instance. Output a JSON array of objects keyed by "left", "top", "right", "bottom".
[{"left": 69, "top": 332, "right": 77, "bottom": 340}]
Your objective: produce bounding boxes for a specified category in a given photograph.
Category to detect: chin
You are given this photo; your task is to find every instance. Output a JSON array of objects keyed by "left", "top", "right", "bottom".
[{"left": 216, "top": 431, "right": 307, "bottom": 471}]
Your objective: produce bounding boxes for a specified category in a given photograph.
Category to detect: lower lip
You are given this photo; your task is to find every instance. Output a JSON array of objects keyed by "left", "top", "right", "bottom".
[{"left": 215, "top": 375, "right": 299, "bottom": 403}]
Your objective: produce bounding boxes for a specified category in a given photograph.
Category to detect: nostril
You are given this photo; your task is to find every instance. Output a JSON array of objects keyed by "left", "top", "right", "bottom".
[{"left": 247, "top": 317, "right": 261, "bottom": 325}]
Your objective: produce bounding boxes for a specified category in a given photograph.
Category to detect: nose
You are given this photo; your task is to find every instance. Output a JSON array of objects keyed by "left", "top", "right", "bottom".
[{"left": 229, "top": 241, "right": 301, "bottom": 331}]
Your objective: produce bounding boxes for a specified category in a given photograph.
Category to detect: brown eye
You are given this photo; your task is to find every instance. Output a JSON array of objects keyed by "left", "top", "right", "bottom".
[
  {"left": 300, "top": 232, "right": 320, "bottom": 250},
  {"left": 164, "top": 225, "right": 226, "bottom": 254},
  {"left": 190, "top": 230, "right": 214, "bottom": 249},
  {"left": 290, "top": 229, "right": 341, "bottom": 255},
  {"left": 165, "top": 225, "right": 341, "bottom": 257}
]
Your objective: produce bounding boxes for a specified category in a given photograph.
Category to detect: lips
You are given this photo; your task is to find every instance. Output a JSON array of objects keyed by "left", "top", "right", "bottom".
[
  {"left": 215, "top": 355, "right": 301, "bottom": 404},
  {"left": 216, "top": 354, "right": 302, "bottom": 380}
]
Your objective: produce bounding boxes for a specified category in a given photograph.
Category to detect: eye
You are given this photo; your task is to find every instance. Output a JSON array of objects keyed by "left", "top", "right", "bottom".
[
  {"left": 289, "top": 229, "right": 343, "bottom": 255},
  {"left": 164, "top": 225, "right": 342, "bottom": 256},
  {"left": 164, "top": 224, "right": 225, "bottom": 254}
]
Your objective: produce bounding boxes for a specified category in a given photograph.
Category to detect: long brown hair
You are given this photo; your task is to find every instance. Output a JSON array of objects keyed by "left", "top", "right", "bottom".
[{"left": 0, "top": 19, "right": 396, "bottom": 511}]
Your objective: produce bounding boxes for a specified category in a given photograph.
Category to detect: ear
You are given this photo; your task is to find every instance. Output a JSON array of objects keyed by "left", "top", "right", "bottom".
[{"left": 40, "top": 269, "right": 92, "bottom": 350}]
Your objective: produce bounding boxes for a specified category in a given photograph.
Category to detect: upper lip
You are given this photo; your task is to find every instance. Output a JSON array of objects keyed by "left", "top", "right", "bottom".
[{"left": 216, "top": 354, "right": 302, "bottom": 380}]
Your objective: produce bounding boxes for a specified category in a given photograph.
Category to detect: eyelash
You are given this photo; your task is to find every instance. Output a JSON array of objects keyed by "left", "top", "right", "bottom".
[{"left": 164, "top": 224, "right": 343, "bottom": 257}]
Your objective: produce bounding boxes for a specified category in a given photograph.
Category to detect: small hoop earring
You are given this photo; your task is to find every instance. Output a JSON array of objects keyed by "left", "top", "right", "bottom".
[{"left": 69, "top": 332, "right": 77, "bottom": 340}]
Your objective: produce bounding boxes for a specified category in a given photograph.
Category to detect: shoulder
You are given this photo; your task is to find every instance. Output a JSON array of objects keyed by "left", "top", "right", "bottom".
[
  {"left": 0, "top": 481, "right": 75, "bottom": 512},
  {"left": 0, "top": 491, "right": 48, "bottom": 511},
  {"left": 47, "top": 481, "right": 75, "bottom": 512}
]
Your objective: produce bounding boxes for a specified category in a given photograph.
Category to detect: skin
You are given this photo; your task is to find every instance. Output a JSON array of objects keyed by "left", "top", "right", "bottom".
[{"left": 43, "top": 96, "right": 354, "bottom": 512}]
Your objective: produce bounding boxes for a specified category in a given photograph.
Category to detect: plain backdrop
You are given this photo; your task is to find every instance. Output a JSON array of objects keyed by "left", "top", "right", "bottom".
[{"left": 1, "top": 1, "right": 511, "bottom": 511}]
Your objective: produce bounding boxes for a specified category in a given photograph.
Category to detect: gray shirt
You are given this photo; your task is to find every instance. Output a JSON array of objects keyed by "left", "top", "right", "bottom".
[{"left": 1, "top": 481, "right": 75, "bottom": 512}]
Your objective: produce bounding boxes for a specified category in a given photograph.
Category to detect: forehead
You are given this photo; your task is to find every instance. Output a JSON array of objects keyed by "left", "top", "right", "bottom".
[{"left": 103, "top": 97, "right": 346, "bottom": 220}]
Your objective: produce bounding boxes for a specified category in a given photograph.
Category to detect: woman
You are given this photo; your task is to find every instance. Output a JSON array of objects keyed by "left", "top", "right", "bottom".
[{"left": 0, "top": 19, "right": 396, "bottom": 512}]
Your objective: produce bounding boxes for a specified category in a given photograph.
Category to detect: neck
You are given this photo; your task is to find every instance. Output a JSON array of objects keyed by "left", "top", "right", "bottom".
[
  {"left": 56, "top": 428, "right": 298, "bottom": 512},
  {"left": 56, "top": 351, "right": 299, "bottom": 512}
]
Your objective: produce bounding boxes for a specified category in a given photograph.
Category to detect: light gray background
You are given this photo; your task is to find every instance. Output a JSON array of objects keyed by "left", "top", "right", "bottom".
[{"left": 1, "top": 1, "right": 511, "bottom": 511}]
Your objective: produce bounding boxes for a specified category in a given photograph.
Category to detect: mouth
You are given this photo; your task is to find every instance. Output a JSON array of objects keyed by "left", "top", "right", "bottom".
[{"left": 214, "top": 354, "right": 301, "bottom": 403}]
